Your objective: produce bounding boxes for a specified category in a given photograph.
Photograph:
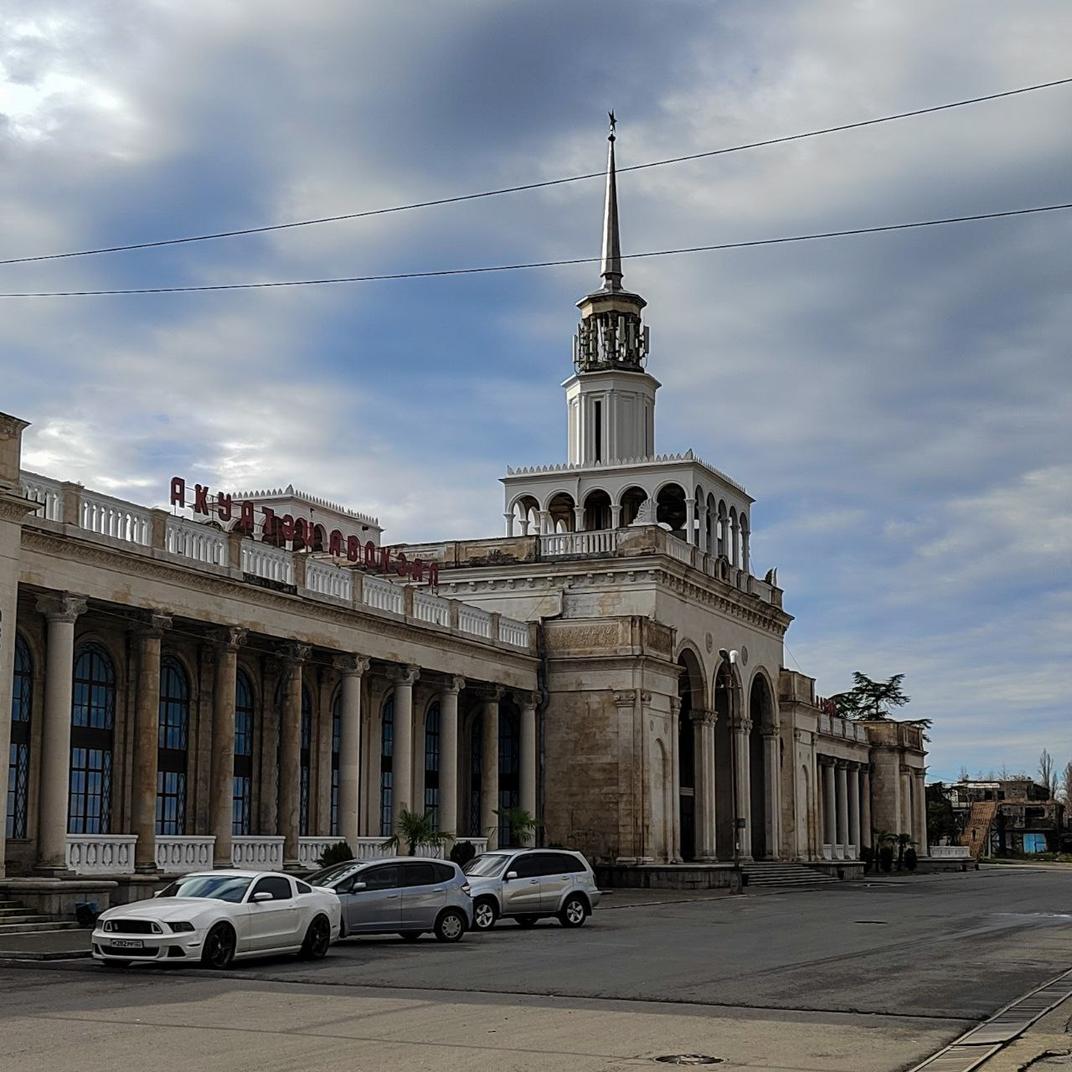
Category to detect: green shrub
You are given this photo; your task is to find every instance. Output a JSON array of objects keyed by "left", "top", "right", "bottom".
[
  {"left": 904, "top": 847, "right": 918, "bottom": 872},
  {"left": 317, "top": 841, "right": 354, "bottom": 868},
  {"left": 879, "top": 846, "right": 894, "bottom": 873},
  {"left": 449, "top": 840, "right": 477, "bottom": 867}
]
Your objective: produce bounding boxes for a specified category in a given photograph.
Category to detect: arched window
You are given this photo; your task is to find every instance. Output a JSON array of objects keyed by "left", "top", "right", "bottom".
[
  {"left": 300, "top": 686, "right": 313, "bottom": 836},
  {"left": 330, "top": 690, "right": 341, "bottom": 836},
  {"left": 69, "top": 644, "right": 116, "bottom": 834},
  {"left": 498, "top": 706, "right": 520, "bottom": 846},
  {"left": 156, "top": 656, "right": 189, "bottom": 835},
  {"left": 233, "top": 670, "right": 254, "bottom": 836},
  {"left": 6, "top": 634, "right": 33, "bottom": 839},
  {"left": 379, "top": 694, "right": 394, "bottom": 836},
  {"left": 424, "top": 702, "right": 441, "bottom": 830}
]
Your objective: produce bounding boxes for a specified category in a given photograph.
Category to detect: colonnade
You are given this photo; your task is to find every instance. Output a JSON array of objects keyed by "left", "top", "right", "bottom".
[
  {"left": 29, "top": 591, "right": 538, "bottom": 875},
  {"left": 817, "top": 757, "right": 871, "bottom": 861}
]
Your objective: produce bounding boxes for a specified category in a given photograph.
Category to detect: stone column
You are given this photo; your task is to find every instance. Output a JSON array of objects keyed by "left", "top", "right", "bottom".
[
  {"left": 732, "top": 716, "right": 753, "bottom": 862},
  {"left": 822, "top": 760, "right": 836, "bottom": 851},
  {"left": 835, "top": 761, "right": 849, "bottom": 858},
  {"left": 335, "top": 654, "right": 369, "bottom": 848},
  {"left": 668, "top": 697, "right": 682, "bottom": 863},
  {"left": 610, "top": 503, "right": 622, "bottom": 529},
  {"left": 915, "top": 770, "right": 928, "bottom": 855},
  {"left": 900, "top": 766, "right": 912, "bottom": 835},
  {"left": 539, "top": 510, "right": 551, "bottom": 535},
  {"left": 480, "top": 687, "right": 503, "bottom": 849},
  {"left": 848, "top": 763, "right": 861, "bottom": 858},
  {"left": 762, "top": 728, "right": 780, "bottom": 859},
  {"left": 279, "top": 644, "right": 310, "bottom": 869},
  {"left": 503, "top": 512, "right": 514, "bottom": 537},
  {"left": 438, "top": 677, "right": 464, "bottom": 836},
  {"left": 210, "top": 627, "right": 246, "bottom": 867},
  {"left": 860, "top": 766, "right": 873, "bottom": 850},
  {"left": 692, "top": 709, "right": 718, "bottom": 860},
  {"left": 389, "top": 666, "right": 420, "bottom": 832},
  {"left": 131, "top": 614, "right": 171, "bottom": 871},
  {"left": 35, "top": 593, "right": 87, "bottom": 872},
  {"left": 519, "top": 692, "right": 538, "bottom": 844},
  {"left": 685, "top": 497, "right": 697, "bottom": 545},
  {"left": 573, "top": 505, "right": 585, "bottom": 532}
]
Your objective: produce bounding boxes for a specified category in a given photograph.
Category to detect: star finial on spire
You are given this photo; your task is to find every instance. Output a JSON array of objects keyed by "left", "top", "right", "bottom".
[
  {"left": 600, "top": 114, "right": 622, "bottom": 291},
  {"left": 608, "top": 110, "right": 617, "bottom": 140}
]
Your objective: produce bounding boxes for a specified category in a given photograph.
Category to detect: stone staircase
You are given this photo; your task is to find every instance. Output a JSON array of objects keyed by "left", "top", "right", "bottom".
[
  {"left": 0, "top": 898, "right": 83, "bottom": 935},
  {"left": 742, "top": 861, "right": 841, "bottom": 889}
]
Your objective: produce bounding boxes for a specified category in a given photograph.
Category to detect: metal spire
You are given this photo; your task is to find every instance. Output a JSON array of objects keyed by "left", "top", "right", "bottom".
[{"left": 600, "top": 112, "right": 623, "bottom": 292}]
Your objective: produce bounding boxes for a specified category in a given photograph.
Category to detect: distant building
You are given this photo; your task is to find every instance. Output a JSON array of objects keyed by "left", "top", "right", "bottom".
[{"left": 953, "top": 780, "right": 1063, "bottom": 857}]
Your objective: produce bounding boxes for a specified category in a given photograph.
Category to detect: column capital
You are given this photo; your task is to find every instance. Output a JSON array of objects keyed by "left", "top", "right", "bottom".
[
  {"left": 388, "top": 664, "right": 421, "bottom": 688},
  {"left": 513, "top": 689, "right": 538, "bottom": 710},
  {"left": 281, "top": 642, "right": 311, "bottom": 665},
  {"left": 614, "top": 689, "right": 639, "bottom": 710},
  {"left": 334, "top": 653, "right": 371, "bottom": 677},
  {"left": 36, "top": 592, "right": 87, "bottom": 624},
  {"left": 688, "top": 707, "right": 717, "bottom": 725},
  {"left": 669, "top": 696, "right": 682, "bottom": 717},
  {"left": 214, "top": 626, "right": 248, "bottom": 652},
  {"left": 759, "top": 725, "right": 779, "bottom": 739},
  {"left": 836, "top": 759, "right": 850, "bottom": 771},
  {"left": 440, "top": 675, "right": 466, "bottom": 696},
  {"left": 817, "top": 754, "right": 834, "bottom": 767},
  {"left": 730, "top": 715, "right": 753, "bottom": 734},
  {"left": 136, "top": 612, "right": 172, "bottom": 639},
  {"left": 475, "top": 683, "right": 504, "bottom": 704}
]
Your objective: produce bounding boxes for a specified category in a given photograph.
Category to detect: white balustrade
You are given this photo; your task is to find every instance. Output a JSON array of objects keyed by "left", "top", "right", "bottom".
[
  {"left": 499, "top": 616, "right": 529, "bottom": 648},
  {"left": 459, "top": 604, "right": 493, "bottom": 639},
  {"left": 667, "top": 537, "right": 694, "bottom": 566},
  {"left": 363, "top": 574, "right": 404, "bottom": 614},
  {"left": 821, "top": 843, "right": 834, "bottom": 861},
  {"left": 156, "top": 835, "right": 216, "bottom": 874},
  {"left": 66, "top": 834, "right": 137, "bottom": 875},
  {"left": 305, "top": 558, "right": 353, "bottom": 601},
  {"left": 231, "top": 836, "right": 285, "bottom": 870},
  {"left": 818, "top": 713, "right": 832, "bottom": 736},
  {"left": 351, "top": 836, "right": 489, "bottom": 862},
  {"left": 240, "top": 541, "right": 294, "bottom": 585},
  {"left": 413, "top": 588, "right": 450, "bottom": 627},
  {"left": 166, "top": 516, "right": 229, "bottom": 567},
  {"left": 539, "top": 530, "right": 618, "bottom": 557},
  {"left": 81, "top": 490, "right": 151, "bottom": 546},
  {"left": 298, "top": 837, "right": 345, "bottom": 869},
  {"left": 20, "top": 471, "right": 64, "bottom": 521},
  {"left": 931, "top": 845, "right": 971, "bottom": 860}
]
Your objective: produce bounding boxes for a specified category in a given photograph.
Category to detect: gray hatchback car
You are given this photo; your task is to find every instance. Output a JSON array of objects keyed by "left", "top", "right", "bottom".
[
  {"left": 319, "top": 857, "right": 472, "bottom": 943},
  {"left": 463, "top": 848, "right": 601, "bottom": 930}
]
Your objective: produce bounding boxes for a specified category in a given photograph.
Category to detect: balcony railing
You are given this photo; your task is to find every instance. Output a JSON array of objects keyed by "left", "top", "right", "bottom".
[
  {"left": 305, "top": 558, "right": 353, "bottom": 601},
  {"left": 21, "top": 471, "right": 64, "bottom": 521},
  {"left": 241, "top": 541, "right": 294, "bottom": 585},
  {"left": 231, "top": 836, "right": 285, "bottom": 870},
  {"left": 81, "top": 490, "right": 151, "bottom": 546},
  {"left": 540, "top": 530, "right": 618, "bottom": 557},
  {"left": 499, "top": 617, "right": 529, "bottom": 648},
  {"left": 363, "top": 574, "right": 404, "bottom": 615},
  {"left": 459, "top": 604, "right": 492, "bottom": 639},
  {"left": 413, "top": 588, "right": 450, "bottom": 627},
  {"left": 166, "top": 517, "right": 228, "bottom": 567},
  {"left": 156, "top": 835, "right": 215, "bottom": 874},
  {"left": 66, "top": 834, "right": 137, "bottom": 875}
]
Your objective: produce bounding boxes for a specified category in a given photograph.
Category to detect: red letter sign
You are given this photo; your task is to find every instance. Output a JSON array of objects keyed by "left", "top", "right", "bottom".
[{"left": 170, "top": 477, "right": 185, "bottom": 508}]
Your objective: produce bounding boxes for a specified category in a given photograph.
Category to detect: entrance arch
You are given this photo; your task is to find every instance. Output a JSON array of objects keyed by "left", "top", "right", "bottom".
[
  {"left": 713, "top": 661, "right": 736, "bottom": 860},
  {"left": 676, "top": 648, "right": 705, "bottom": 861},
  {"left": 749, "top": 674, "right": 777, "bottom": 859}
]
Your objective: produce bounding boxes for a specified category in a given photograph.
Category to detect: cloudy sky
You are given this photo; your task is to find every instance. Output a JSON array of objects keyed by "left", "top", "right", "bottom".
[{"left": 2, "top": 1, "right": 1069, "bottom": 782}]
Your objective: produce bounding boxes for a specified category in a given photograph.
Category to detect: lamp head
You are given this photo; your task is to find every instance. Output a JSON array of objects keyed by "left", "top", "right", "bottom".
[{"left": 718, "top": 648, "right": 740, "bottom": 666}]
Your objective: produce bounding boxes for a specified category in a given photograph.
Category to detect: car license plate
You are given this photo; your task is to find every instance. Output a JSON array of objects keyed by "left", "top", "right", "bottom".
[{"left": 109, "top": 938, "right": 143, "bottom": 949}]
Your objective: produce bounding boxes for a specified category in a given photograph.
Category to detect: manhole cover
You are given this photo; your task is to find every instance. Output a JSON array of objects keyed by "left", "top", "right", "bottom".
[
  {"left": 654, "top": 1057, "right": 723, "bottom": 1066},
  {"left": 854, "top": 920, "right": 888, "bottom": 925}
]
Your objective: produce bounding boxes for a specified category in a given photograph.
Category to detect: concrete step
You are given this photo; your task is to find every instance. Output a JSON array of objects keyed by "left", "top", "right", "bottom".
[
  {"left": 0, "top": 920, "right": 84, "bottom": 934},
  {"left": 743, "top": 862, "right": 840, "bottom": 888}
]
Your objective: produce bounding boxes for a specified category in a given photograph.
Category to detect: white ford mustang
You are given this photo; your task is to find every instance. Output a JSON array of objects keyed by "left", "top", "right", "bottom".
[{"left": 91, "top": 869, "right": 341, "bottom": 968}]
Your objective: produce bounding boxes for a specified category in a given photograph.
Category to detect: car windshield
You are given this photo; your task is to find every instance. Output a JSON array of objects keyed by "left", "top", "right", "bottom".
[
  {"left": 321, "top": 864, "right": 364, "bottom": 889},
  {"left": 463, "top": 854, "right": 511, "bottom": 877},
  {"left": 305, "top": 861, "right": 359, "bottom": 886},
  {"left": 157, "top": 875, "right": 253, "bottom": 903}
]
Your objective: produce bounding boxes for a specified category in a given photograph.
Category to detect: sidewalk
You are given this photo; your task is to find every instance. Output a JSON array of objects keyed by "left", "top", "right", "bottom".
[
  {"left": 976, "top": 986, "right": 1072, "bottom": 1069},
  {"left": 0, "top": 929, "right": 92, "bottom": 961}
]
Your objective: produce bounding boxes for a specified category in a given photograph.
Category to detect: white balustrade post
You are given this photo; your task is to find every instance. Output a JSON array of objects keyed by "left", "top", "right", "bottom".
[
  {"left": 439, "top": 677, "right": 464, "bottom": 838},
  {"left": 211, "top": 628, "right": 246, "bottom": 867},
  {"left": 35, "top": 593, "right": 86, "bottom": 872},
  {"left": 389, "top": 666, "right": 420, "bottom": 831},
  {"left": 480, "top": 687, "right": 503, "bottom": 849},
  {"left": 336, "top": 654, "right": 369, "bottom": 848},
  {"left": 519, "top": 693, "right": 538, "bottom": 845},
  {"left": 132, "top": 614, "right": 170, "bottom": 871}
]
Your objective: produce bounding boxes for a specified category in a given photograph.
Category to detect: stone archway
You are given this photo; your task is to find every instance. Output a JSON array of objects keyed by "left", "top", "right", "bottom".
[
  {"left": 676, "top": 648, "right": 705, "bottom": 861},
  {"left": 749, "top": 675, "right": 777, "bottom": 859},
  {"left": 713, "top": 661, "right": 736, "bottom": 860}
]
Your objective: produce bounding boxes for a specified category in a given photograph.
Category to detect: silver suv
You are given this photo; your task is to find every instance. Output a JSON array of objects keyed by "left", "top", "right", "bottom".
[
  {"left": 463, "top": 848, "right": 600, "bottom": 930},
  {"left": 318, "top": 857, "right": 472, "bottom": 943}
]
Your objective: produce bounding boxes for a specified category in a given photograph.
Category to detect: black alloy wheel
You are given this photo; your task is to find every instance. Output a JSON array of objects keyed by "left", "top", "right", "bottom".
[
  {"left": 434, "top": 908, "right": 466, "bottom": 943},
  {"left": 300, "top": 916, "right": 332, "bottom": 960},
  {"left": 472, "top": 898, "right": 498, "bottom": 931},
  {"left": 516, "top": 916, "right": 538, "bottom": 928},
  {"left": 202, "top": 923, "right": 237, "bottom": 968},
  {"left": 558, "top": 894, "right": 588, "bottom": 928}
]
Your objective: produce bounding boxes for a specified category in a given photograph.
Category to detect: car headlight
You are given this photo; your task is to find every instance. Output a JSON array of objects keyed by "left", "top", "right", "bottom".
[
  {"left": 100, "top": 919, "right": 114, "bottom": 932},
  {"left": 168, "top": 921, "right": 195, "bottom": 933}
]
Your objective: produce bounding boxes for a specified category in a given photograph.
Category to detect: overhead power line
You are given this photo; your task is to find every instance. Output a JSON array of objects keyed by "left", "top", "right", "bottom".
[
  {"left": 1, "top": 76, "right": 1070, "bottom": 268},
  {"left": 2, "top": 201, "right": 1067, "bottom": 298}
]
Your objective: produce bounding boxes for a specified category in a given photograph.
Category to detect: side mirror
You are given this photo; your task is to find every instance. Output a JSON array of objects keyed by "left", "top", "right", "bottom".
[
  {"left": 505, "top": 871, "right": 518, "bottom": 881},
  {"left": 252, "top": 891, "right": 273, "bottom": 903},
  {"left": 349, "top": 880, "right": 367, "bottom": 892}
]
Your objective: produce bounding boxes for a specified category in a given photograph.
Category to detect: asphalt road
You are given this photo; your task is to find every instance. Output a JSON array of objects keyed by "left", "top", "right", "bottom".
[{"left": 2, "top": 867, "right": 1071, "bottom": 1072}]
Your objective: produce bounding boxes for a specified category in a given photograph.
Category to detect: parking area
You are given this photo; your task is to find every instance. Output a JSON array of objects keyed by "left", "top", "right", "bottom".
[{"left": 4, "top": 868, "right": 1072, "bottom": 1071}]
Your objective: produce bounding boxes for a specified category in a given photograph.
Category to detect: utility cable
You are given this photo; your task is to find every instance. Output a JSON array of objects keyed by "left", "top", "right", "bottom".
[
  {"left": 1, "top": 76, "right": 1070, "bottom": 267},
  {"left": 1, "top": 201, "right": 1067, "bottom": 298}
]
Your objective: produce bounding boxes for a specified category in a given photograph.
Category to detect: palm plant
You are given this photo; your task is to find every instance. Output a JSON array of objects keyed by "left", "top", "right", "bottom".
[
  {"left": 494, "top": 806, "right": 541, "bottom": 847},
  {"left": 895, "top": 832, "right": 914, "bottom": 871},
  {"left": 381, "top": 809, "right": 453, "bottom": 856}
]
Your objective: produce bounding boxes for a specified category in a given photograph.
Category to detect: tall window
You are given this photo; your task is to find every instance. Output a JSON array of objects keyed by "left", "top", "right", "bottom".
[
  {"left": 156, "top": 656, "right": 189, "bottom": 835},
  {"left": 468, "top": 713, "right": 483, "bottom": 837},
  {"left": 330, "top": 691, "right": 341, "bottom": 836},
  {"left": 379, "top": 694, "right": 394, "bottom": 837},
  {"left": 6, "top": 634, "right": 32, "bottom": 838},
  {"left": 233, "top": 670, "right": 254, "bottom": 835},
  {"left": 69, "top": 644, "right": 116, "bottom": 834},
  {"left": 299, "top": 687, "right": 313, "bottom": 836},
  {"left": 498, "top": 708, "right": 520, "bottom": 846},
  {"left": 424, "top": 702, "right": 440, "bottom": 830}
]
